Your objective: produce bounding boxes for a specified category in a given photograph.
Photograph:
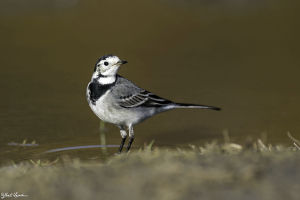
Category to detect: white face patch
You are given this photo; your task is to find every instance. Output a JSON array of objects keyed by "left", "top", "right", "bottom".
[
  {"left": 92, "top": 55, "right": 124, "bottom": 85},
  {"left": 95, "top": 56, "right": 122, "bottom": 77},
  {"left": 100, "top": 65, "right": 119, "bottom": 76},
  {"left": 91, "top": 69, "right": 116, "bottom": 85}
]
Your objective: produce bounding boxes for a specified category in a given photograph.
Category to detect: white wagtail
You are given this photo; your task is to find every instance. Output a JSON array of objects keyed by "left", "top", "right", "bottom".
[{"left": 87, "top": 55, "right": 221, "bottom": 153}]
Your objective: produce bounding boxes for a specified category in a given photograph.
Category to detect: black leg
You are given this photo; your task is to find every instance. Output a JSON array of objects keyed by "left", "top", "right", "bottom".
[
  {"left": 119, "top": 136, "right": 127, "bottom": 153},
  {"left": 126, "top": 137, "right": 134, "bottom": 152}
]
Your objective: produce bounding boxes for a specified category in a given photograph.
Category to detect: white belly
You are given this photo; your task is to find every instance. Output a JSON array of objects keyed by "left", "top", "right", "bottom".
[{"left": 88, "top": 92, "right": 147, "bottom": 126}]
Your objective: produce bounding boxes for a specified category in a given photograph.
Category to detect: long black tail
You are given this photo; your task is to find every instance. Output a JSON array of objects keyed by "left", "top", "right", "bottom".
[{"left": 173, "top": 103, "right": 221, "bottom": 111}]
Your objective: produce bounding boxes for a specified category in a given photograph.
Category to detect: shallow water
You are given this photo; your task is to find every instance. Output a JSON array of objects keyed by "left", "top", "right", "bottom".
[{"left": 0, "top": 0, "right": 299, "bottom": 163}]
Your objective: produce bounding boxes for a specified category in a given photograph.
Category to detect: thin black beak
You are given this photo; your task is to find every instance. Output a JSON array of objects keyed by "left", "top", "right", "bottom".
[{"left": 121, "top": 60, "right": 128, "bottom": 64}]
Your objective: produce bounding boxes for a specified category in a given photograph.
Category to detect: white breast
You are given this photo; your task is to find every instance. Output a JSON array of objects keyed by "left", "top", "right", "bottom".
[
  {"left": 87, "top": 84, "right": 155, "bottom": 127},
  {"left": 88, "top": 92, "right": 114, "bottom": 122}
]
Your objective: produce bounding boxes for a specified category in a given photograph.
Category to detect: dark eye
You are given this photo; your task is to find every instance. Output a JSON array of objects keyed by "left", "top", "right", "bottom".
[
  {"left": 104, "top": 61, "right": 109, "bottom": 66},
  {"left": 97, "top": 63, "right": 100, "bottom": 67}
]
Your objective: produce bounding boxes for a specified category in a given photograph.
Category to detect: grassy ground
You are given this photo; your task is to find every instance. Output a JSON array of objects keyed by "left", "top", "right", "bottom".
[{"left": 1, "top": 138, "right": 300, "bottom": 200}]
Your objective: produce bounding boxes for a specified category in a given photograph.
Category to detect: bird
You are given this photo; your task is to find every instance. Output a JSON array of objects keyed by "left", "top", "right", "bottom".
[{"left": 86, "top": 55, "right": 221, "bottom": 153}]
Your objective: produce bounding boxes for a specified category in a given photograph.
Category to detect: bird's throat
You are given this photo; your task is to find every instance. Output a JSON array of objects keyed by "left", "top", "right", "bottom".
[{"left": 98, "top": 75, "right": 116, "bottom": 85}]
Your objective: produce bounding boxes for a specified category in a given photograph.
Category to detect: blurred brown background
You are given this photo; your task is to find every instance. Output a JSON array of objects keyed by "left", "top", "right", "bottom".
[{"left": 0, "top": 0, "right": 299, "bottom": 161}]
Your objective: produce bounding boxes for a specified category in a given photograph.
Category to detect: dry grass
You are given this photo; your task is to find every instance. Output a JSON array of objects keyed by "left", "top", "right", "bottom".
[{"left": 1, "top": 139, "right": 300, "bottom": 200}]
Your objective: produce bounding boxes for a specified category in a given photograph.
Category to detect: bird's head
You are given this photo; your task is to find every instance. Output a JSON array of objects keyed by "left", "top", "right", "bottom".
[{"left": 94, "top": 55, "right": 127, "bottom": 77}]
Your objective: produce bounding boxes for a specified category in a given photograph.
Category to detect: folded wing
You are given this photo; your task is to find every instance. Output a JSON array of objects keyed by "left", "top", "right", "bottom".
[{"left": 118, "top": 90, "right": 173, "bottom": 108}]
